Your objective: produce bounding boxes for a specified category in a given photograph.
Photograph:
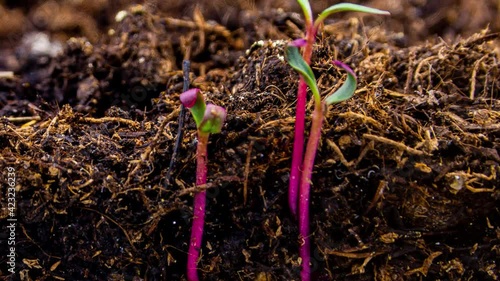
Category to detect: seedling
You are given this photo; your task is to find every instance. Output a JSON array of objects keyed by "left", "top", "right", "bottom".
[
  {"left": 286, "top": 2, "right": 389, "bottom": 280},
  {"left": 288, "top": 2, "right": 390, "bottom": 218},
  {"left": 180, "top": 88, "right": 226, "bottom": 281}
]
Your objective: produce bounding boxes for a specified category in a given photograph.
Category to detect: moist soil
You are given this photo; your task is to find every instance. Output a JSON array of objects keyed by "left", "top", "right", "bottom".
[{"left": 0, "top": 1, "right": 499, "bottom": 280}]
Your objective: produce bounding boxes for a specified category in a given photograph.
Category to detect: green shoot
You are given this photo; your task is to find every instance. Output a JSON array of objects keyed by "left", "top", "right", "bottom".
[{"left": 286, "top": 2, "right": 389, "bottom": 280}]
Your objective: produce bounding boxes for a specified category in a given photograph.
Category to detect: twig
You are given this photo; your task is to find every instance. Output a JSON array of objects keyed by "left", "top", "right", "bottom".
[
  {"left": 353, "top": 140, "right": 374, "bottom": 167},
  {"left": 363, "top": 133, "right": 427, "bottom": 156},
  {"left": 404, "top": 50, "right": 416, "bottom": 94},
  {"left": 324, "top": 249, "right": 385, "bottom": 259},
  {"left": 176, "top": 176, "right": 241, "bottom": 196},
  {"left": 404, "top": 251, "right": 442, "bottom": 277},
  {"left": 81, "top": 116, "right": 139, "bottom": 127},
  {"left": 42, "top": 115, "right": 59, "bottom": 144},
  {"left": 165, "top": 60, "right": 190, "bottom": 189},
  {"left": 364, "top": 180, "right": 387, "bottom": 214},
  {"left": 325, "top": 139, "right": 352, "bottom": 167},
  {"left": 4, "top": 116, "right": 41, "bottom": 123},
  {"left": 469, "top": 54, "right": 488, "bottom": 99},
  {"left": 163, "top": 15, "right": 234, "bottom": 47},
  {"left": 414, "top": 55, "right": 437, "bottom": 82},
  {"left": 337, "top": 111, "right": 384, "bottom": 130}
]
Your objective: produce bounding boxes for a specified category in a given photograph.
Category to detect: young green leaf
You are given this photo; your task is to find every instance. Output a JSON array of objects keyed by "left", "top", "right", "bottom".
[
  {"left": 199, "top": 104, "right": 226, "bottom": 134},
  {"left": 325, "top": 61, "right": 357, "bottom": 105},
  {"left": 285, "top": 45, "right": 321, "bottom": 103},
  {"left": 316, "top": 3, "right": 390, "bottom": 28},
  {"left": 296, "top": 0, "right": 313, "bottom": 26},
  {"left": 180, "top": 88, "right": 206, "bottom": 128}
]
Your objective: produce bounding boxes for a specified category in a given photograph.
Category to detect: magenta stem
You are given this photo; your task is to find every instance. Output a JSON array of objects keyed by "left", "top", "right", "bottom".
[
  {"left": 187, "top": 132, "right": 209, "bottom": 281},
  {"left": 289, "top": 25, "right": 317, "bottom": 218},
  {"left": 288, "top": 21, "right": 321, "bottom": 280},
  {"left": 298, "top": 103, "right": 323, "bottom": 281},
  {"left": 288, "top": 79, "right": 307, "bottom": 217}
]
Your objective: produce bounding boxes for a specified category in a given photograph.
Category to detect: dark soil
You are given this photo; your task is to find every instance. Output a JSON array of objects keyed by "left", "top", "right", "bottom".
[{"left": 1, "top": 0, "right": 499, "bottom": 280}]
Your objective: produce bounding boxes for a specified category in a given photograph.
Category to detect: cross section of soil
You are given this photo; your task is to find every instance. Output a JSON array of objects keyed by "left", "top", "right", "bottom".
[{"left": 1, "top": 0, "right": 499, "bottom": 280}]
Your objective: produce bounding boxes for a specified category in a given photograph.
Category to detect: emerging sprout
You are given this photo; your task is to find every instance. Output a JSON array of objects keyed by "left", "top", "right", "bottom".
[{"left": 180, "top": 88, "right": 226, "bottom": 281}]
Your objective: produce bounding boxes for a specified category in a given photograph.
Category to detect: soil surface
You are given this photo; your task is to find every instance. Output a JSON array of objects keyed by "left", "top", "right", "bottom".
[{"left": 1, "top": 0, "right": 499, "bottom": 280}]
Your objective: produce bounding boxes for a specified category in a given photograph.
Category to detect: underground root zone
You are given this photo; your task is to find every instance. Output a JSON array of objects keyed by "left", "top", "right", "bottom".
[{"left": 0, "top": 1, "right": 499, "bottom": 280}]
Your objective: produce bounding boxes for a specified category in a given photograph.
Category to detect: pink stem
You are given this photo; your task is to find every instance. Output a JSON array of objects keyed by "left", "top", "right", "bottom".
[
  {"left": 298, "top": 103, "right": 323, "bottom": 281},
  {"left": 289, "top": 26, "right": 317, "bottom": 218},
  {"left": 187, "top": 133, "right": 209, "bottom": 281},
  {"left": 288, "top": 79, "right": 307, "bottom": 217}
]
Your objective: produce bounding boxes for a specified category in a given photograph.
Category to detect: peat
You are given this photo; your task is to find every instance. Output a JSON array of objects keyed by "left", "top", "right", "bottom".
[{"left": 0, "top": 1, "right": 499, "bottom": 280}]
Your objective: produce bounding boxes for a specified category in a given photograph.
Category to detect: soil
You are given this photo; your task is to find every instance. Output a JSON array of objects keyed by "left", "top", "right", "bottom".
[{"left": 1, "top": 0, "right": 499, "bottom": 280}]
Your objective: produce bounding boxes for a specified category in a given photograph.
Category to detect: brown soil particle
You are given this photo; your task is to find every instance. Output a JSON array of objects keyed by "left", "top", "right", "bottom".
[{"left": 0, "top": 1, "right": 499, "bottom": 280}]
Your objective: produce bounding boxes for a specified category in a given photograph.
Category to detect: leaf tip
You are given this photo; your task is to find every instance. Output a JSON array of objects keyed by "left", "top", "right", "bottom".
[
  {"left": 180, "top": 88, "right": 201, "bottom": 108},
  {"left": 332, "top": 61, "right": 356, "bottom": 78},
  {"left": 289, "top": 38, "right": 307, "bottom": 48}
]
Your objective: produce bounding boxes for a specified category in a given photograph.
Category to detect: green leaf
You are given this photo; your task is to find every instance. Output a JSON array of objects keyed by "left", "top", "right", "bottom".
[
  {"left": 180, "top": 88, "right": 206, "bottom": 128},
  {"left": 199, "top": 104, "right": 226, "bottom": 134},
  {"left": 325, "top": 61, "right": 357, "bottom": 105},
  {"left": 296, "top": 0, "right": 313, "bottom": 25},
  {"left": 316, "top": 3, "right": 390, "bottom": 27},
  {"left": 285, "top": 45, "right": 320, "bottom": 103}
]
